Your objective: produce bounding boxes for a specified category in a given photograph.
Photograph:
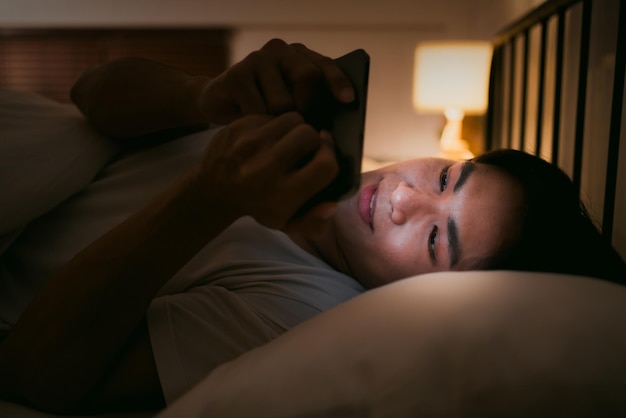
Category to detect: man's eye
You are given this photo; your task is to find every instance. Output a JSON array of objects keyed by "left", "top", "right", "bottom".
[
  {"left": 440, "top": 166, "right": 450, "bottom": 192},
  {"left": 428, "top": 226, "right": 438, "bottom": 262}
]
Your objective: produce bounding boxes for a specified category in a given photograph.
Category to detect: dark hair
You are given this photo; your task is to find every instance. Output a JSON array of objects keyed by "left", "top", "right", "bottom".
[{"left": 473, "top": 148, "right": 626, "bottom": 286}]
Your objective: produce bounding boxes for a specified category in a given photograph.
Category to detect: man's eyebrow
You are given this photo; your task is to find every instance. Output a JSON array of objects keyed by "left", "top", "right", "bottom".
[
  {"left": 448, "top": 217, "right": 460, "bottom": 268},
  {"left": 453, "top": 161, "right": 476, "bottom": 193},
  {"left": 448, "top": 162, "right": 474, "bottom": 267}
]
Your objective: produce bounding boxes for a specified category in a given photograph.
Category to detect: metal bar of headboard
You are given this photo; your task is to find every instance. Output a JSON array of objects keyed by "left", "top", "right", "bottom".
[
  {"left": 572, "top": 0, "right": 593, "bottom": 198},
  {"left": 602, "top": 0, "right": 626, "bottom": 239},
  {"left": 507, "top": 40, "right": 516, "bottom": 149},
  {"left": 496, "top": 39, "right": 515, "bottom": 150},
  {"left": 519, "top": 30, "right": 529, "bottom": 151},
  {"left": 486, "top": 47, "right": 504, "bottom": 151},
  {"left": 551, "top": 9, "right": 566, "bottom": 164},
  {"left": 485, "top": 50, "right": 497, "bottom": 151},
  {"left": 534, "top": 21, "right": 548, "bottom": 156}
]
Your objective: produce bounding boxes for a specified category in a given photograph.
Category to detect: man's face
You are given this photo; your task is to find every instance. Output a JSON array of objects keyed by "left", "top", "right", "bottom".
[{"left": 313, "top": 157, "right": 526, "bottom": 288}]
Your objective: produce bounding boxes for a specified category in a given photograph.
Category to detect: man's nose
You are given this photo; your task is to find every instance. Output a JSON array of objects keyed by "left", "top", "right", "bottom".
[{"left": 391, "top": 181, "right": 432, "bottom": 225}]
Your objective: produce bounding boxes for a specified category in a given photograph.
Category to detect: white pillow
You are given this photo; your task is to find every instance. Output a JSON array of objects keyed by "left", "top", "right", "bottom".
[
  {"left": 157, "top": 271, "right": 626, "bottom": 417},
  {"left": 0, "top": 89, "right": 118, "bottom": 252}
]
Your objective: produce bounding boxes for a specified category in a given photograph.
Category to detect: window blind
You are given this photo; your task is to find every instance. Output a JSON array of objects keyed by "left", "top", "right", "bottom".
[{"left": 0, "top": 28, "right": 231, "bottom": 102}]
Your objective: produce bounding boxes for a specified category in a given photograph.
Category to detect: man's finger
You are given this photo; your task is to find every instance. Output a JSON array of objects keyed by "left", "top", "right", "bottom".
[{"left": 290, "top": 43, "right": 355, "bottom": 104}]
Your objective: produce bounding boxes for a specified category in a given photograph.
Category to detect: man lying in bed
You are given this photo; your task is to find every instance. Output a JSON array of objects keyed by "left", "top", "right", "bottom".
[{"left": 0, "top": 38, "right": 624, "bottom": 415}]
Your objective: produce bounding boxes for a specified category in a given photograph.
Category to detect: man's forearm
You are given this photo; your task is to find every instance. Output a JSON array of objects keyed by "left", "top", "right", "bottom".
[
  {"left": 0, "top": 169, "right": 239, "bottom": 411},
  {"left": 71, "top": 57, "right": 212, "bottom": 139}
]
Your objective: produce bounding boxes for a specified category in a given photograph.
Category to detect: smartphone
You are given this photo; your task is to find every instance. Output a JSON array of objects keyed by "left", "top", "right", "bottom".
[{"left": 301, "top": 48, "right": 370, "bottom": 212}]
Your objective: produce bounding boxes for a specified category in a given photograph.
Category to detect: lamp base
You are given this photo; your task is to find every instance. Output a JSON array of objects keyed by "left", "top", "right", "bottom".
[{"left": 438, "top": 107, "right": 474, "bottom": 160}]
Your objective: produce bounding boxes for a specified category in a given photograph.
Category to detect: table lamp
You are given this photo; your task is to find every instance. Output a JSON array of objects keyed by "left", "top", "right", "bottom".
[{"left": 413, "top": 41, "right": 492, "bottom": 160}]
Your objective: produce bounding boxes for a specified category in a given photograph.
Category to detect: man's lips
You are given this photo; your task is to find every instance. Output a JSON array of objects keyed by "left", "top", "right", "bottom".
[{"left": 359, "top": 184, "right": 378, "bottom": 230}]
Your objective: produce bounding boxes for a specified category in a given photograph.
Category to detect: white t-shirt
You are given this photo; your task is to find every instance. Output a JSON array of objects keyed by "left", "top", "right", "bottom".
[
  {"left": 0, "top": 126, "right": 365, "bottom": 403},
  {"left": 149, "top": 216, "right": 364, "bottom": 403}
]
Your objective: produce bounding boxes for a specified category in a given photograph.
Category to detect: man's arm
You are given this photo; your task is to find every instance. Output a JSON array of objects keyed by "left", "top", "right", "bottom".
[
  {"left": 0, "top": 163, "right": 225, "bottom": 412},
  {"left": 71, "top": 38, "right": 355, "bottom": 140},
  {"left": 70, "top": 57, "right": 212, "bottom": 139},
  {"left": 0, "top": 113, "right": 339, "bottom": 414},
  {"left": 0, "top": 39, "right": 353, "bottom": 413}
]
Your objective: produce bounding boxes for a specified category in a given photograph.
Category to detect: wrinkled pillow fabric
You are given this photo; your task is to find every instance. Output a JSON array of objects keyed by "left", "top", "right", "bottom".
[
  {"left": 157, "top": 271, "right": 626, "bottom": 418},
  {"left": 0, "top": 89, "right": 117, "bottom": 252}
]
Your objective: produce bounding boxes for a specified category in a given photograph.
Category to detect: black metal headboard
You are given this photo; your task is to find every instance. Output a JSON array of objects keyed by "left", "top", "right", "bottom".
[{"left": 486, "top": 0, "right": 626, "bottom": 260}]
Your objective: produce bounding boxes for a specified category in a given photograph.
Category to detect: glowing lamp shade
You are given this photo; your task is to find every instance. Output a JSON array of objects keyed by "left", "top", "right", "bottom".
[{"left": 413, "top": 41, "right": 492, "bottom": 159}]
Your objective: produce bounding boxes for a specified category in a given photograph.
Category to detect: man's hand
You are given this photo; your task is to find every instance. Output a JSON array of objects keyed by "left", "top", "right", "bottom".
[
  {"left": 71, "top": 38, "right": 354, "bottom": 140},
  {"left": 192, "top": 112, "right": 339, "bottom": 230},
  {"left": 199, "top": 39, "right": 356, "bottom": 125}
]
